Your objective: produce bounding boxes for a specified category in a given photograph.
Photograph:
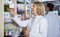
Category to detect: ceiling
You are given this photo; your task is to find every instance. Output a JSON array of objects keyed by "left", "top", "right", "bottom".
[{"left": 31, "top": 0, "right": 60, "bottom": 3}]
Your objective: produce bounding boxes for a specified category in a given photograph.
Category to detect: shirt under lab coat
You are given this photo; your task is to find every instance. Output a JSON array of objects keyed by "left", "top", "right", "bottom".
[
  {"left": 12, "top": 15, "right": 48, "bottom": 37},
  {"left": 45, "top": 11, "right": 60, "bottom": 37}
]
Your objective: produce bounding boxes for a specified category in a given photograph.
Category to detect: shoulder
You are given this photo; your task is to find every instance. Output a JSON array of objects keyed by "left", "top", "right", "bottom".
[
  {"left": 40, "top": 17, "right": 47, "bottom": 23},
  {"left": 36, "top": 15, "right": 47, "bottom": 22},
  {"left": 35, "top": 16, "right": 47, "bottom": 23}
]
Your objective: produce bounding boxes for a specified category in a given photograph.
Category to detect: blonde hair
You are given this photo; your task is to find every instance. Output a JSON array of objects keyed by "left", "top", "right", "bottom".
[{"left": 34, "top": 2, "right": 45, "bottom": 16}]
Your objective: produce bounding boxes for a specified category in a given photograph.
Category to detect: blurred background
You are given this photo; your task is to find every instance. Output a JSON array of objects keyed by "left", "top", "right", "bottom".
[{"left": 0, "top": 0, "right": 60, "bottom": 37}]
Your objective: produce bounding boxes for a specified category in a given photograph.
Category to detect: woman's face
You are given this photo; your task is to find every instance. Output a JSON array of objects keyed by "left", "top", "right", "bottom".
[
  {"left": 45, "top": 5, "right": 49, "bottom": 11},
  {"left": 32, "top": 4, "right": 37, "bottom": 15}
]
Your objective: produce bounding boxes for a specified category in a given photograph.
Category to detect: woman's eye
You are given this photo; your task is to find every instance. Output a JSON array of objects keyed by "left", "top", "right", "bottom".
[
  {"left": 33, "top": 4, "right": 35, "bottom": 7},
  {"left": 34, "top": 5, "right": 35, "bottom": 7}
]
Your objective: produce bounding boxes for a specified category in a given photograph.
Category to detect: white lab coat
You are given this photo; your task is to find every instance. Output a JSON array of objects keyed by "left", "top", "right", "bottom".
[
  {"left": 45, "top": 11, "right": 60, "bottom": 37},
  {"left": 12, "top": 15, "right": 48, "bottom": 37}
]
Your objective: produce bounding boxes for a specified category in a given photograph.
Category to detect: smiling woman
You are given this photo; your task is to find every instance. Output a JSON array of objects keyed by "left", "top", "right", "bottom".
[{"left": 11, "top": 2, "right": 48, "bottom": 37}]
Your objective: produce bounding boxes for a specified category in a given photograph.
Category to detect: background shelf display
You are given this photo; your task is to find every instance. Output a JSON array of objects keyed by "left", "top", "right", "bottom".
[
  {"left": 54, "top": 5, "right": 60, "bottom": 15},
  {"left": 26, "top": 4, "right": 31, "bottom": 11},
  {"left": 17, "top": 4, "right": 25, "bottom": 14},
  {"left": 4, "top": 0, "right": 32, "bottom": 27},
  {"left": 4, "top": 12, "right": 12, "bottom": 22},
  {"left": 4, "top": 29, "right": 22, "bottom": 37},
  {"left": 26, "top": 0, "right": 31, "bottom": 4},
  {"left": 4, "top": 1, "right": 13, "bottom": 23},
  {"left": 17, "top": 0, "right": 32, "bottom": 20},
  {"left": 4, "top": 0, "right": 31, "bottom": 37},
  {"left": 4, "top": 4, "right": 9, "bottom": 12},
  {"left": 17, "top": 0, "right": 25, "bottom": 4}
]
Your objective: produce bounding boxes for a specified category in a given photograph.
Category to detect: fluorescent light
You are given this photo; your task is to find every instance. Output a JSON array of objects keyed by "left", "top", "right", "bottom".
[{"left": 38, "top": 0, "right": 55, "bottom": 2}]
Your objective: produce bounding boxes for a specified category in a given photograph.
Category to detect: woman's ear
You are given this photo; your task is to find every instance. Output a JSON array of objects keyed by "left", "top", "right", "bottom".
[{"left": 46, "top": 6, "right": 49, "bottom": 11}]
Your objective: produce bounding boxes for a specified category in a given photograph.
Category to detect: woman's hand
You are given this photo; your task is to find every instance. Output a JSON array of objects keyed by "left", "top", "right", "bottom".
[
  {"left": 9, "top": 8, "right": 15, "bottom": 17},
  {"left": 24, "top": 30, "right": 30, "bottom": 36}
]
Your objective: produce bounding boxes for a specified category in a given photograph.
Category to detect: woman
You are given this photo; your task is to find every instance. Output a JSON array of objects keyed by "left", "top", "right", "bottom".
[{"left": 11, "top": 2, "right": 48, "bottom": 37}]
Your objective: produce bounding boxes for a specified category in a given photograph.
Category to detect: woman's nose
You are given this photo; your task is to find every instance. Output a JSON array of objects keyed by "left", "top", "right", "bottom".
[
  {"left": 32, "top": 8, "right": 33, "bottom": 10},
  {"left": 32, "top": 7, "right": 33, "bottom": 9}
]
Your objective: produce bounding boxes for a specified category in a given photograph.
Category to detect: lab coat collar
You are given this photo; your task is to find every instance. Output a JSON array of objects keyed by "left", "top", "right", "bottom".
[
  {"left": 35, "top": 15, "right": 43, "bottom": 19},
  {"left": 47, "top": 11, "right": 55, "bottom": 15},
  {"left": 48, "top": 11, "right": 54, "bottom": 14}
]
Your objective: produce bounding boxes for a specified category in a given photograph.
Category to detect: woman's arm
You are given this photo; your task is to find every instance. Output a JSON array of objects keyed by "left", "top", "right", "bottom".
[
  {"left": 9, "top": 3, "right": 30, "bottom": 27},
  {"left": 39, "top": 18, "right": 48, "bottom": 37},
  {"left": 12, "top": 15, "right": 30, "bottom": 27}
]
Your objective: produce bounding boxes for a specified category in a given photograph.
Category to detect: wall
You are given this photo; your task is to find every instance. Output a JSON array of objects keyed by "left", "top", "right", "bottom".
[
  {"left": 0, "top": 0, "right": 17, "bottom": 37},
  {"left": 0, "top": 0, "right": 4, "bottom": 37}
]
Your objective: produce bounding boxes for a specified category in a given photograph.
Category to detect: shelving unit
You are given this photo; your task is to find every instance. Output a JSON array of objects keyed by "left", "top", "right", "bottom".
[
  {"left": 4, "top": 0, "right": 32, "bottom": 37},
  {"left": 17, "top": 0, "right": 32, "bottom": 20}
]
